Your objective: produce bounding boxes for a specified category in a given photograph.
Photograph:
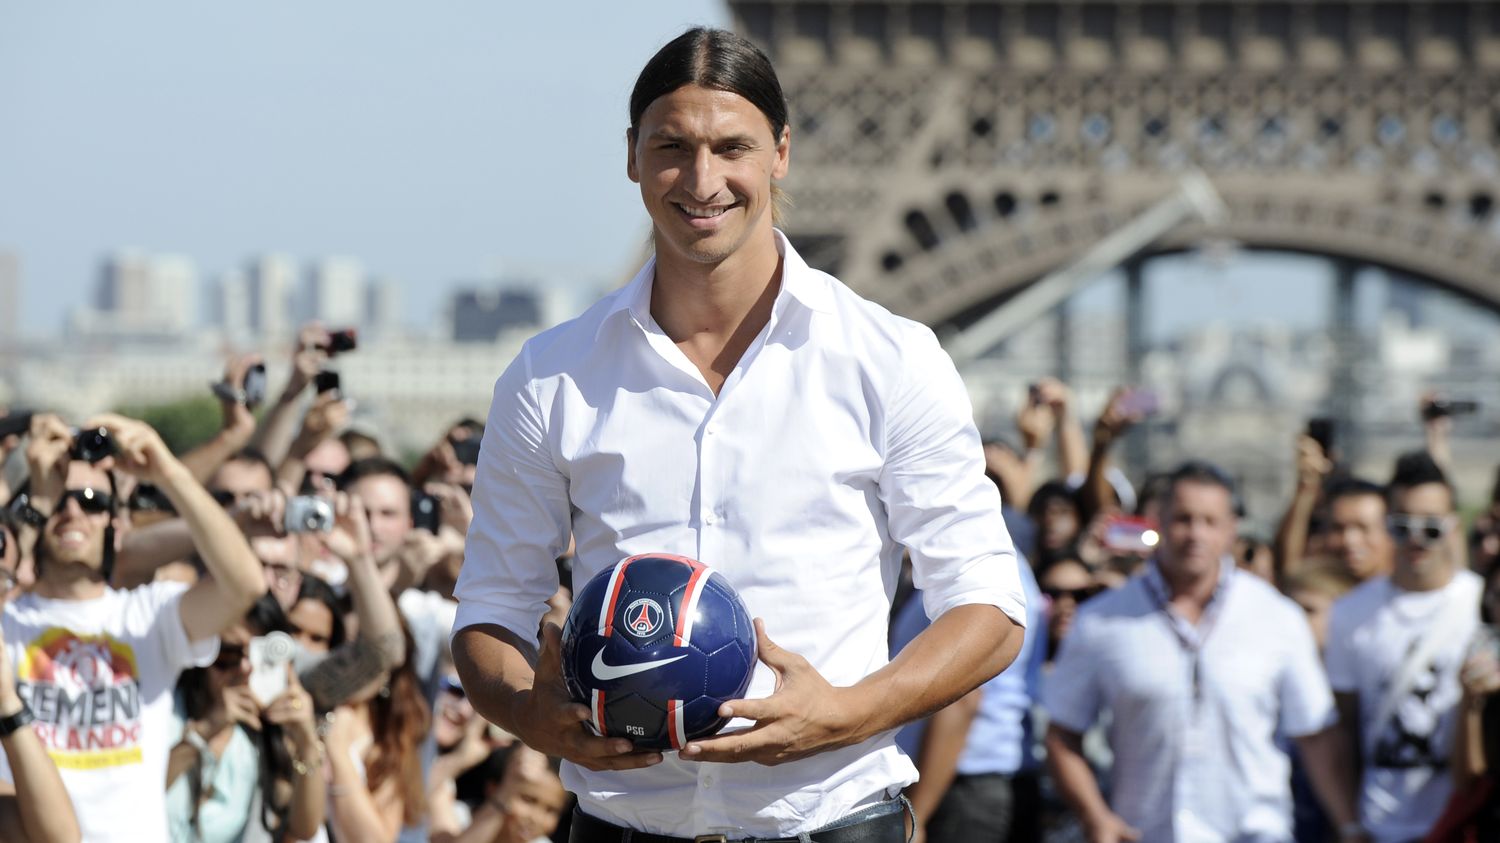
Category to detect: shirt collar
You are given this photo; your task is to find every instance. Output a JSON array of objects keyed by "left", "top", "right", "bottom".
[
  {"left": 1143, "top": 555, "right": 1236, "bottom": 608},
  {"left": 594, "top": 229, "right": 832, "bottom": 341}
]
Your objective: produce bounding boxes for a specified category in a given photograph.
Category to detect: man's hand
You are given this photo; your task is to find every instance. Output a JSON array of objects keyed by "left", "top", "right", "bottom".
[
  {"left": 231, "top": 490, "right": 288, "bottom": 538},
  {"left": 1093, "top": 387, "right": 1144, "bottom": 449},
  {"left": 286, "top": 323, "right": 332, "bottom": 399},
  {"left": 218, "top": 353, "right": 263, "bottom": 437},
  {"left": 1295, "top": 434, "right": 1332, "bottom": 492},
  {"left": 681, "top": 619, "right": 865, "bottom": 765},
  {"left": 289, "top": 392, "right": 351, "bottom": 460},
  {"left": 1016, "top": 389, "right": 1055, "bottom": 452},
  {"left": 510, "top": 623, "right": 663, "bottom": 772},
  {"left": 85, "top": 414, "right": 183, "bottom": 487},
  {"left": 425, "top": 482, "right": 474, "bottom": 536},
  {"left": 323, "top": 493, "right": 373, "bottom": 564},
  {"left": 1083, "top": 809, "right": 1142, "bottom": 843},
  {"left": 24, "top": 413, "right": 74, "bottom": 507}
]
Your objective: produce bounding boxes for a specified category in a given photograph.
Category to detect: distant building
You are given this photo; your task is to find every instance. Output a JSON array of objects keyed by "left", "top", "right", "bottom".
[
  {"left": 365, "top": 278, "right": 403, "bottom": 338},
  {"left": 216, "top": 268, "right": 252, "bottom": 340},
  {"left": 306, "top": 257, "right": 365, "bottom": 327},
  {"left": 450, "top": 287, "right": 543, "bottom": 343},
  {"left": 247, "top": 253, "right": 297, "bottom": 338},
  {"left": 77, "top": 250, "right": 198, "bottom": 338}
]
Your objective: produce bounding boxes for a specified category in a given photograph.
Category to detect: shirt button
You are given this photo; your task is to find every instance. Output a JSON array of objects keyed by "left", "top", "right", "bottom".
[
  {"left": 706, "top": 427, "right": 716, "bottom": 436},
  {"left": 704, "top": 514, "right": 716, "bottom": 525},
  {"left": 703, "top": 775, "right": 714, "bottom": 787}
]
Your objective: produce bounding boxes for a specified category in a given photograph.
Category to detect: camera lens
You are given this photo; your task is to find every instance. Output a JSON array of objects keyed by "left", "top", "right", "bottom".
[{"left": 72, "top": 427, "right": 114, "bottom": 464}]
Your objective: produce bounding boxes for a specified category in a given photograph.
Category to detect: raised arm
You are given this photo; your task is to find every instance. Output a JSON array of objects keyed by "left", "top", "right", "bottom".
[
  {"left": 252, "top": 324, "right": 330, "bottom": 467},
  {"left": 86, "top": 415, "right": 265, "bottom": 642},
  {"left": 273, "top": 392, "right": 350, "bottom": 495},
  {"left": 179, "top": 354, "right": 261, "bottom": 484},
  {"left": 0, "top": 622, "right": 81, "bottom": 843},
  {"left": 1079, "top": 388, "right": 1139, "bottom": 525},
  {"left": 1274, "top": 435, "right": 1330, "bottom": 581},
  {"left": 299, "top": 495, "right": 406, "bottom": 711}
]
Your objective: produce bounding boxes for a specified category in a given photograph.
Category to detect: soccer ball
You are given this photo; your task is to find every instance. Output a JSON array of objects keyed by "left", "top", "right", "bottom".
[{"left": 561, "top": 553, "right": 757, "bottom": 750}]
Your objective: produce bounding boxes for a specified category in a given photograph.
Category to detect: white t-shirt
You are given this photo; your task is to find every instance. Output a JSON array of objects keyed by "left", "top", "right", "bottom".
[
  {"left": 1324, "top": 570, "right": 1483, "bottom": 843},
  {"left": 0, "top": 582, "right": 218, "bottom": 842}
]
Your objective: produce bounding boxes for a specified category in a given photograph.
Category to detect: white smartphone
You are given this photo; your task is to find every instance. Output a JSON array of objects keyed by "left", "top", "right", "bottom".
[{"left": 248, "top": 632, "right": 297, "bottom": 706}]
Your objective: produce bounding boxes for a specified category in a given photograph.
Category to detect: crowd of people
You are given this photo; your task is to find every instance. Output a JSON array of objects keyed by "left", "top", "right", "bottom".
[
  {"left": 892, "top": 378, "right": 1500, "bottom": 843},
  {"left": 0, "top": 324, "right": 1494, "bottom": 843}
]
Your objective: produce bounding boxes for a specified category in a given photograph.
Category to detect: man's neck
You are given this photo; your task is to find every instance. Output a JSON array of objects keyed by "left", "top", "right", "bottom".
[
  {"left": 33, "top": 564, "right": 109, "bottom": 601},
  {"left": 1160, "top": 562, "right": 1221, "bottom": 625},
  {"left": 1391, "top": 559, "right": 1455, "bottom": 594},
  {"left": 650, "top": 229, "right": 783, "bottom": 394},
  {"left": 650, "top": 229, "right": 782, "bottom": 342}
]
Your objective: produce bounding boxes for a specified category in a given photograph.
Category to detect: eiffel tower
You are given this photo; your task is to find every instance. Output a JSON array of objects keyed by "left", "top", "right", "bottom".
[{"left": 729, "top": 0, "right": 1500, "bottom": 493}]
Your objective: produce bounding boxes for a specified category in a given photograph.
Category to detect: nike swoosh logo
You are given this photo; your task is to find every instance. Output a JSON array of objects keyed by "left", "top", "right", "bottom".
[{"left": 591, "top": 650, "right": 688, "bottom": 681}]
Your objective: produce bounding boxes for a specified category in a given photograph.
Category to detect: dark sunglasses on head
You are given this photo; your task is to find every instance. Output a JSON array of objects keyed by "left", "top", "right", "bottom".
[
  {"left": 1043, "top": 585, "right": 1102, "bottom": 603},
  {"left": 59, "top": 488, "right": 114, "bottom": 516},
  {"left": 1387, "top": 514, "right": 1451, "bottom": 545},
  {"left": 211, "top": 646, "right": 248, "bottom": 671}
]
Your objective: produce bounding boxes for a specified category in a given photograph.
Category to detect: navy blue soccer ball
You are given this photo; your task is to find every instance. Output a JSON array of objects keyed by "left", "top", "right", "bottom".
[{"left": 561, "top": 553, "right": 757, "bottom": 750}]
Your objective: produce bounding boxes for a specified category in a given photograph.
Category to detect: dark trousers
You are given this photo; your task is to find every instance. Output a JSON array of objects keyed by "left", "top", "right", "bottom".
[{"left": 925, "top": 772, "right": 1040, "bottom": 843}]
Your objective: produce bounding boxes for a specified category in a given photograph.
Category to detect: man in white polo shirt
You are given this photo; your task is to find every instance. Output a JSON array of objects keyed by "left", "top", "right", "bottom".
[
  {"left": 1044, "top": 461, "right": 1363, "bottom": 843},
  {"left": 452, "top": 26, "right": 1027, "bottom": 843}
]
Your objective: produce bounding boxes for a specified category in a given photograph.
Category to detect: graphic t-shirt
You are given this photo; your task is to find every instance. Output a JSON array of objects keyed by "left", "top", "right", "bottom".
[
  {"left": 0, "top": 583, "right": 218, "bottom": 842},
  {"left": 1324, "top": 571, "right": 1482, "bottom": 843}
]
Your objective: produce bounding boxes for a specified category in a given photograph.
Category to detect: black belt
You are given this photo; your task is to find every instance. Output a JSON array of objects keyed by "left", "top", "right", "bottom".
[{"left": 569, "top": 797, "right": 910, "bottom": 843}]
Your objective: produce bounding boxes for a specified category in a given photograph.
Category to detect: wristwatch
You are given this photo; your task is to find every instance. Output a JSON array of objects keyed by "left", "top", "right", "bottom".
[{"left": 0, "top": 703, "right": 34, "bottom": 738}]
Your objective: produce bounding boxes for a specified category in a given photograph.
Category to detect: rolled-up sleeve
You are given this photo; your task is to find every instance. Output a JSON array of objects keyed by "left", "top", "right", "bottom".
[
  {"left": 453, "top": 345, "right": 571, "bottom": 647},
  {"left": 877, "top": 325, "right": 1026, "bottom": 629}
]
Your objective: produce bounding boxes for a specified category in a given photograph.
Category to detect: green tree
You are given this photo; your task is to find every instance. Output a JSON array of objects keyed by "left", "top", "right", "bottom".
[{"left": 115, "top": 395, "right": 223, "bottom": 456}]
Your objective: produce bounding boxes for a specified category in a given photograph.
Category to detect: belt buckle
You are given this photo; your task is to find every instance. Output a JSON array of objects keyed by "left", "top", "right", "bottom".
[{"left": 692, "top": 836, "right": 729, "bottom": 843}]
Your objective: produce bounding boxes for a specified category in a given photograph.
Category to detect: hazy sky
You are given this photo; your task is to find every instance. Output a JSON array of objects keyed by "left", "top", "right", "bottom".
[{"left": 0, "top": 2, "right": 728, "bottom": 335}]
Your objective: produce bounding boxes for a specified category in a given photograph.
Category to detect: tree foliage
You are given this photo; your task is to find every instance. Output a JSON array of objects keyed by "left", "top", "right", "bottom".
[{"left": 114, "top": 395, "right": 224, "bottom": 456}]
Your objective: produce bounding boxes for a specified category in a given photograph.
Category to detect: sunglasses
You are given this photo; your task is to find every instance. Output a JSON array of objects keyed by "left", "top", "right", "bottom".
[
  {"left": 209, "top": 489, "right": 238, "bottom": 509},
  {"left": 58, "top": 488, "right": 114, "bottom": 516},
  {"left": 1387, "top": 514, "right": 1452, "bottom": 546},
  {"left": 1043, "top": 586, "right": 1102, "bottom": 603},
  {"left": 210, "top": 646, "right": 249, "bottom": 671}
]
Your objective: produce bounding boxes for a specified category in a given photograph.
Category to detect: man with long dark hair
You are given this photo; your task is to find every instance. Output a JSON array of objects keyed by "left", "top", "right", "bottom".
[{"left": 453, "top": 26, "right": 1026, "bottom": 843}]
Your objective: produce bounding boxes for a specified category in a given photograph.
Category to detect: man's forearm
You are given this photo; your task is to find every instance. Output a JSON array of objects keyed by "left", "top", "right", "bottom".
[
  {"left": 452, "top": 624, "right": 541, "bottom": 737},
  {"left": 179, "top": 426, "right": 253, "bottom": 485},
  {"left": 1294, "top": 726, "right": 1361, "bottom": 829},
  {"left": 253, "top": 388, "right": 305, "bottom": 468},
  {"left": 1274, "top": 483, "right": 1319, "bottom": 580},
  {"left": 112, "top": 518, "right": 196, "bottom": 589},
  {"left": 0, "top": 693, "right": 81, "bottom": 843},
  {"left": 853, "top": 603, "right": 1019, "bottom": 740},
  {"left": 1045, "top": 725, "right": 1111, "bottom": 826},
  {"left": 160, "top": 465, "right": 264, "bottom": 608}
]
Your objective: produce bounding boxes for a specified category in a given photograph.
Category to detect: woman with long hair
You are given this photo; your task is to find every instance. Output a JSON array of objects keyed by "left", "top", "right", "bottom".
[
  {"left": 167, "top": 594, "right": 324, "bottom": 843},
  {"left": 324, "top": 620, "right": 430, "bottom": 842}
]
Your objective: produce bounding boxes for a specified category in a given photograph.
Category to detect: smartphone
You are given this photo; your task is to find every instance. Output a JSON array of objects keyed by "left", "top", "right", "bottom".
[
  {"left": 248, "top": 632, "right": 297, "bottom": 706},
  {"left": 0, "top": 411, "right": 34, "bottom": 440},
  {"left": 1307, "top": 417, "right": 1336, "bottom": 457},
  {"left": 1102, "top": 515, "right": 1160, "bottom": 554},
  {"left": 411, "top": 491, "right": 441, "bottom": 534},
  {"left": 322, "top": 328, "right": 358, "bottom": 355},
  {"left": 313, "top": 370, "right": 341, "bottom": 397},
  {"left": 242, "top": 364, "right": 268, "bottom": 410}
]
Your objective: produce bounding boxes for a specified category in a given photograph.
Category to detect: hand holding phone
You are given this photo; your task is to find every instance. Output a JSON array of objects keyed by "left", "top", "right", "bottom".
[{"left": 248, "top": 632, "right": 298, "bottom": 706}]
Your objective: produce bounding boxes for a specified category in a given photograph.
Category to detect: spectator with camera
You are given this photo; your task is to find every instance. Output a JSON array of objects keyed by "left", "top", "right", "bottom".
[
  {"left": 166, "top": 595, "right": 324, "bottom": 843},
  {"left": 0, "top": 413, "right": 266, "bottom": 842},
  {"left": 1044, "top": 461, "right": 1361, "bottom": 843},
  {"left": 1325, "top": 456, "right": 1484, "bottom": 843}
]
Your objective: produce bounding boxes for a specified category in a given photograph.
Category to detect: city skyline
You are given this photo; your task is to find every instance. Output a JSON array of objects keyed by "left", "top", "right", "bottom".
[{"left": 0, "top": 2, "right": 729, "bottom": 338}]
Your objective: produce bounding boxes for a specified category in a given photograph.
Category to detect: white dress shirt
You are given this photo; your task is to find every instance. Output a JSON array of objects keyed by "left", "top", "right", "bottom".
[
  {"left": 1043, "top": 560, "right": 1335, "bottom": 843},
  {"left": 454, "top": 231, "right": 1026, "bottom": 837}
]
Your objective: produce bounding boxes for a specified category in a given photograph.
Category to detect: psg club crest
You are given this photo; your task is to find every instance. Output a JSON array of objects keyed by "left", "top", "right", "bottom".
[{"left": 624, "top": 598, "right": 665, "bottom": 638}]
